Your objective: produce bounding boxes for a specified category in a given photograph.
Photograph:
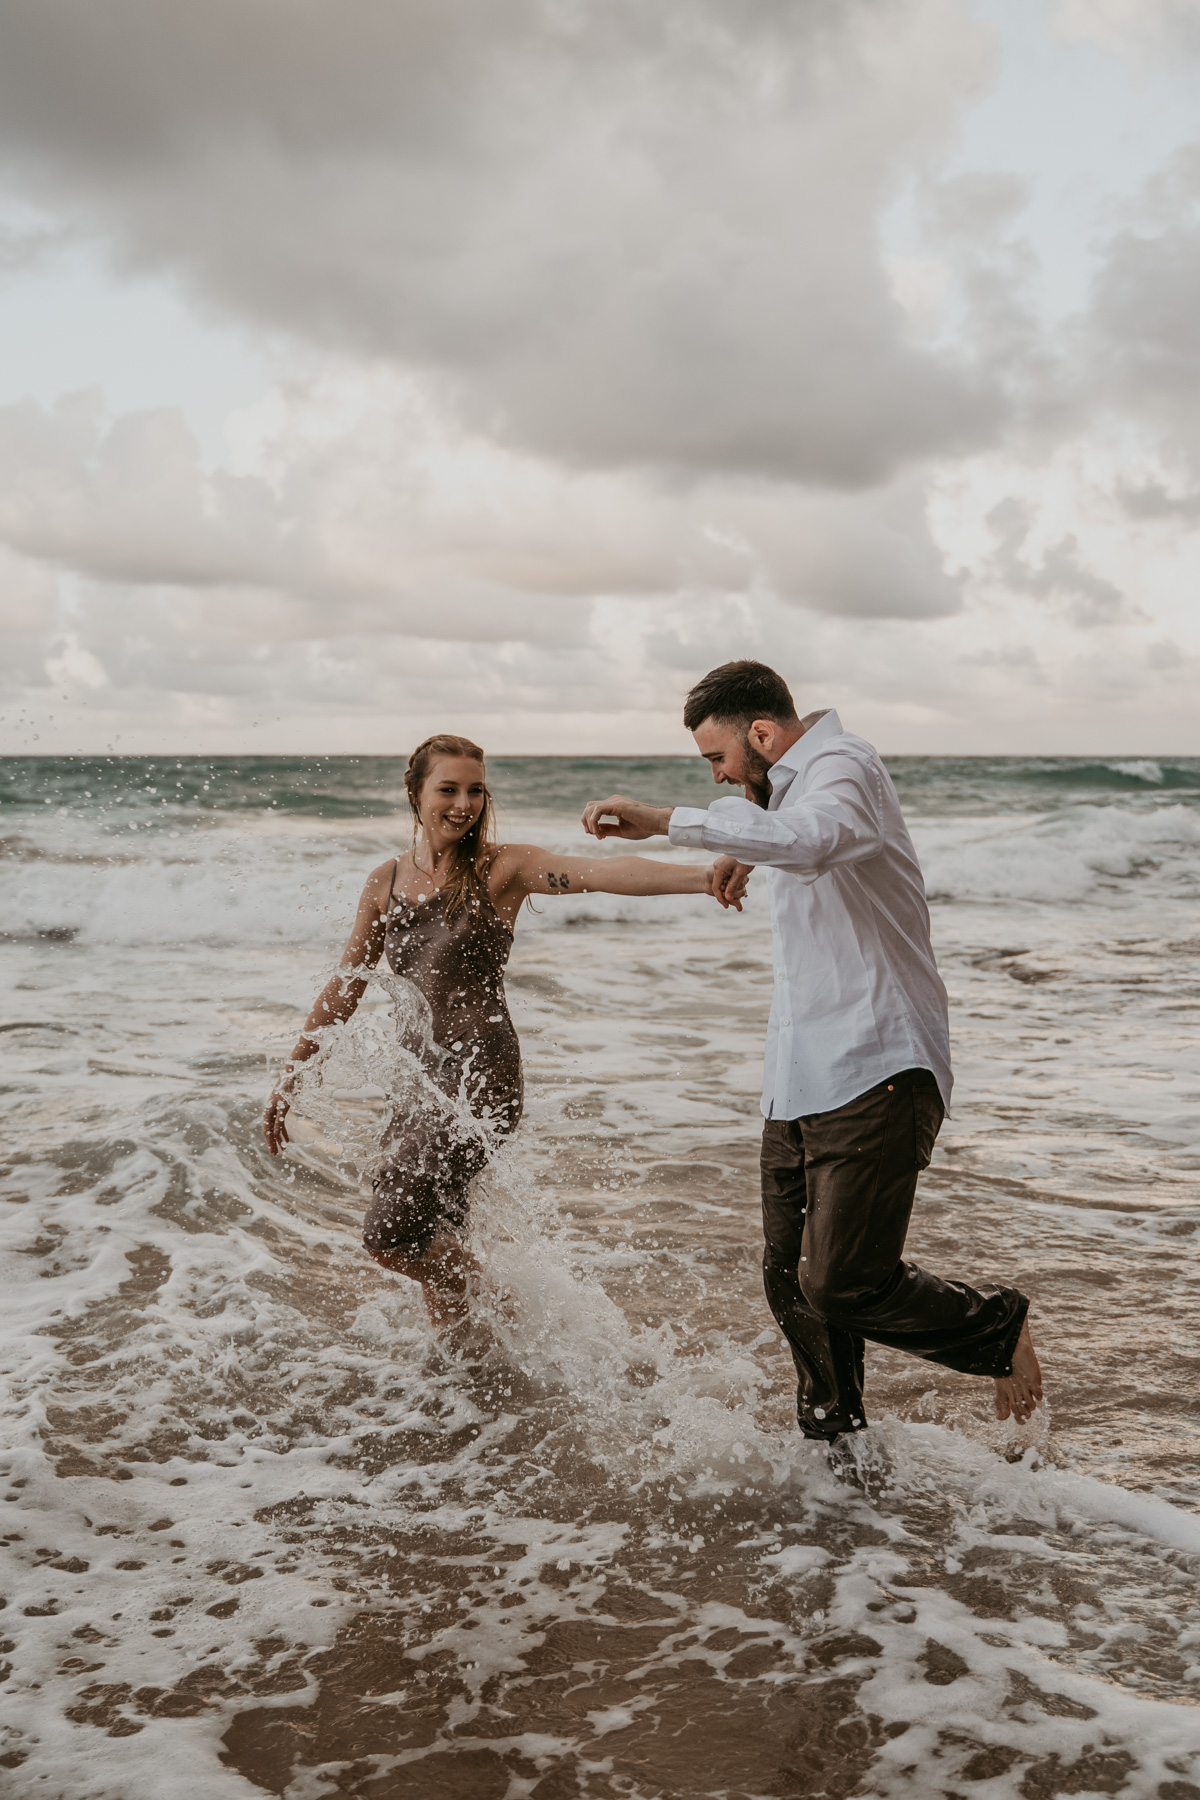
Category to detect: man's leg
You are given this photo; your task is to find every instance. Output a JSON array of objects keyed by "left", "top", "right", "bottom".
[
  {"left": 760, "top": 1119, "right": 868, "bottom": 1440},
  {"left": 799, "top": 1069, "right": 1029, "bottom": 1387}
]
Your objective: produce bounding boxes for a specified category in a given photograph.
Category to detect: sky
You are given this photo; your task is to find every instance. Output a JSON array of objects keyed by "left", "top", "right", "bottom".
[{"left": 1, "top": 0, "right": 1199, "bottom": 757}]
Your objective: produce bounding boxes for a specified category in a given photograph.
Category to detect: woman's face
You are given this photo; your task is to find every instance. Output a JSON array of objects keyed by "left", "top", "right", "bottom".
[{"left": 418, "top": 755, "right": 487, "bottom": 844}]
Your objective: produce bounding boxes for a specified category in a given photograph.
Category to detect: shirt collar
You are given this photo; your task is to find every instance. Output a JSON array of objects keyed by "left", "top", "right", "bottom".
[{"left": 767, "top": 709, "right": 842, "bottom": 805}]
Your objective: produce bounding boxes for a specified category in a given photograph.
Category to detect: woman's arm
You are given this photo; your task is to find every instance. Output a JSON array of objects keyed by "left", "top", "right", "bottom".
[
  {"left": 263, "top": 860, "right": 393, "bottom": 1154},
  {"left": 488, "top": 844, "right": 734, "bottom": 929}
]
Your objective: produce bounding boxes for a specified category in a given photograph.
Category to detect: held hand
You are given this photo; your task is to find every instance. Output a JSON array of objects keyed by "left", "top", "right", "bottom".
[
  {"left": 709, "top": 856, "right": 754, "bottom": 910},
  {"left": 263, "top": 1081, "right": 293, "bottom": 1155},
  {"left": 580, "top": 795, "right": 671, "bottom": 841},
  {"left": 724, "top": 860, "right": 753, "bottom": 908}
]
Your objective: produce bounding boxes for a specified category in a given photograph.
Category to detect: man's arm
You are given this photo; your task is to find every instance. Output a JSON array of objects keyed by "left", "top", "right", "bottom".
[{"left": 667, "top": 753, "right": 885, "bottom": 878}]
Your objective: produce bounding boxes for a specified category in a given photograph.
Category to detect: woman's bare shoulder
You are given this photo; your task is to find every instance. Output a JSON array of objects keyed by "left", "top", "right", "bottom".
[
  {"left": 486, "top": 843, "right": 547, "bottom": 888},
  {"left": 489, "top": 842, "right": 545, "bottom": 871},
  {"left": 362, "top": 857, "right": 400, "bottom": 902}
]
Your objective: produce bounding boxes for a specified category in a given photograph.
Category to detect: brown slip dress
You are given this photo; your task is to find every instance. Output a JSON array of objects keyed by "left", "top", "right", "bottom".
[{"left": 362, "top": 860, "right": 523, "bottom": 1260}]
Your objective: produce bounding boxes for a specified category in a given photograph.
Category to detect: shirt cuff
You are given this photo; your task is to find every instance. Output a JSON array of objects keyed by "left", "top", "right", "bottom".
[{"left": 668, "top": 806, "right": 710, "bottom": 849}]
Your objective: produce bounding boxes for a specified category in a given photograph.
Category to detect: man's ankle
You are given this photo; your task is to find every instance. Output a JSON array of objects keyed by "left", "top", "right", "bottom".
[{"left": 799, "top": 1416, "right": 866, "bottom": 1442}]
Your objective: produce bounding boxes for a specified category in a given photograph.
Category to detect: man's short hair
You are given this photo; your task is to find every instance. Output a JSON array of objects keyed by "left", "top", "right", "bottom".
[{"left": 683, "top": 660, "right": 799, "bottom": 733}]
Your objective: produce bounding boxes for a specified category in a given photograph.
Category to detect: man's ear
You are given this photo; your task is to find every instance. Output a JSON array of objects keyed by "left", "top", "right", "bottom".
[{"left": 747, "top": 718, "right": 775, "bottom": 753}]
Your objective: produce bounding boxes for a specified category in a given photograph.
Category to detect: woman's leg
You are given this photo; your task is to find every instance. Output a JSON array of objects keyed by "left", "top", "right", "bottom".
[
  {"left": 367, "top": 1233, "right": 480, "bottom": 1325},
  {"left": 365, "top": 1113, "right": 487, "bottom": 1324}
]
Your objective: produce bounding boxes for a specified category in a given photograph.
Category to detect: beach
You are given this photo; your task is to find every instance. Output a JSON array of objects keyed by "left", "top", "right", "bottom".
[{"left": 2, "top": 751, "right": 1199, "bottom": 1797}]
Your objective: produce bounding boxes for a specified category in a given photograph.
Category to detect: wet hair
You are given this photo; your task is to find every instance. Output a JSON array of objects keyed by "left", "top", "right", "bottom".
[
  {"left": 682, "top": 660, "right": 800, "bottom": 734},
  {"left": 404, "top": 733, "right": 497, "bottom": 920}
]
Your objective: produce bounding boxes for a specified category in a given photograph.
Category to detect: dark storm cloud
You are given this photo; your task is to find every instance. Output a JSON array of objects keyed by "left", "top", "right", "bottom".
[{"left": 0, "top": 0, "right": 1002, "bottom": 486}]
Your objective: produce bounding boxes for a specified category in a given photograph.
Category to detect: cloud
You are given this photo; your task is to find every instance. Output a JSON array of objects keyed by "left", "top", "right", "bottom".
[
  {"left": 918, "top": 173, "right": 1041, "bottom": 359},
  {"left": 1086, "top": 144, "right": 1200, "bottom": 468},
  {"left": 0, "top": 1, "right": 1196, "bottom": 754},
  {"left": 0, "top": 214, "right": 62, "bottom": 272},
  {"left": 1052, "top": 0, "right": 1200, "bottom": 63},
  {"left": 1118, "top": 477, "right": 1200, "bottom": 522},
  {"left": 0, "top": 372, "right": 961, "bottom": 635},
  {"left": 984, "top": 496, "right": 1128, "bottom": 626},
  {"left": 0, "top": 543, "right": 55, "bottom": 635},
  {"left": 44, "top": 630, "right": 108, "bottom": 690},
  {"left": 0, "top": 0, "right": 1003, "bottom": 486}
]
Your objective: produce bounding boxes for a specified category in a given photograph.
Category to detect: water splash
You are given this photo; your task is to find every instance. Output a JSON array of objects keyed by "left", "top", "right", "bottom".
[{"left": 289, "top": 966, "right": 498, "bottom": 1176}]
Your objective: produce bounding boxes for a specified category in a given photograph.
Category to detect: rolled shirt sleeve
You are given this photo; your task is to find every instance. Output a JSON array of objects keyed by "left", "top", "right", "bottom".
[{"left": 668, "top": 754, "right": 885, "bottom": 878}]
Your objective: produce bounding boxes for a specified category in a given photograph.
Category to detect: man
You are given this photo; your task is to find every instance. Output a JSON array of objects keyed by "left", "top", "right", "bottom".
[{"left": 582, "top": 660, "right": 1041, "bottom": 1442}]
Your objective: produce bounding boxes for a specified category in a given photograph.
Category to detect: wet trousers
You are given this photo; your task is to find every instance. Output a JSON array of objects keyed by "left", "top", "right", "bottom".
[{"left": 760, "top": 1067, "right": 1028, "bottom": 1440}]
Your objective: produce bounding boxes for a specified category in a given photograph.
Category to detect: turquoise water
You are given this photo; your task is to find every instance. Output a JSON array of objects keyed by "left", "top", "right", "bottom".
[{"left": 4, "top": 751, "right": 1199, "bottom": 822}]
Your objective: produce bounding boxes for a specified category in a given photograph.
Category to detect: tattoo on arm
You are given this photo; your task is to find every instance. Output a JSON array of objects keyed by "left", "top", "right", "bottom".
[{"left": 547, "top": 871, "right": 571, "bottom": 891}]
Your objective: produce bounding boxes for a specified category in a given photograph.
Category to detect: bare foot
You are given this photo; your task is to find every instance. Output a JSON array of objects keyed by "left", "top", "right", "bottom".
[{"left": 994, "top": 1318, "right": 1043, "bottom": 1424}]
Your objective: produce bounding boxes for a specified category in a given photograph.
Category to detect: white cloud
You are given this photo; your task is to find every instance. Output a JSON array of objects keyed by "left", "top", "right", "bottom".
[
  {"left": 44, "top": 629, "right": 108, "bottom": 691},
  {"left": 0, "top": 369, "right": 963, "bottom": 631},
  {"left": 1051, "top": 0, "right": 1200, "bottom": 63},
  {"left": 0, "top": 542, "right": 55, "bottom": 635}
]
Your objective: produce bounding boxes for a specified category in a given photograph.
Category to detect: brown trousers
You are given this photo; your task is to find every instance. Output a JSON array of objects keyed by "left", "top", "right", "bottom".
[{"left": 760, "top": 1067, "right": 1027, "bottom": 1440}]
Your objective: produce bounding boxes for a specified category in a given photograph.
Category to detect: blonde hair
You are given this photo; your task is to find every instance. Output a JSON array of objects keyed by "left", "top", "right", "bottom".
[{"left": 404, "top": 734, "right": 497, "bottom": 920}]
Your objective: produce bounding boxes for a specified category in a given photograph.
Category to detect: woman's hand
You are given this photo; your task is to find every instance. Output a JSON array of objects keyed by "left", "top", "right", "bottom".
[
  {"left": 263, "top": 1079, "right": 293, "bottom": 1155},
  {"left": 709, "top": 856, "right": 754, "bottom": 910},
  {"left": 262, "top": 861, "right": 392, "bottom": 1158}
]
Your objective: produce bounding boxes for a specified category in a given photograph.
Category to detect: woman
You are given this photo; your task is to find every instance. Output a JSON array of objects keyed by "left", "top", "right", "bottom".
[{"left": 263, "top": 733, "right": 742, "bottom": 1324}]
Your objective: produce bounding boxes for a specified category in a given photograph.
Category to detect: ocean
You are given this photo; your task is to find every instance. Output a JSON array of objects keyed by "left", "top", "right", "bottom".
[{"left": 2, "top": 751, "right": 1199, "bottom": 1798}]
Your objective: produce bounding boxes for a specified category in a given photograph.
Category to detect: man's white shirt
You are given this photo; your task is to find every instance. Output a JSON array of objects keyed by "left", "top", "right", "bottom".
[{"left": 667, "top": 709, "right": 952, "bottom": 1121}]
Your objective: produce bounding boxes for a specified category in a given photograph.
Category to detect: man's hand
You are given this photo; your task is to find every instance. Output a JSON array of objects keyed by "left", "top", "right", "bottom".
[
  {"left": 709, "top": 856, "right": 754, "bottom": 910},
  {"left": 580, "top": 795, "right": 673, "bottom": 840}
]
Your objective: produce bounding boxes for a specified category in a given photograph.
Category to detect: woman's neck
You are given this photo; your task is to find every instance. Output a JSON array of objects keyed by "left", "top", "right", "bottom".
[{"left": 413, "top": 835, "right": 455, "bottom": 877}]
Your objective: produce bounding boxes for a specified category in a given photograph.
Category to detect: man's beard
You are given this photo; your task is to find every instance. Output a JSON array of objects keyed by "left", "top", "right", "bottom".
[{"left": 741, "top": 742, "right": 773, "bottom": 808}]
